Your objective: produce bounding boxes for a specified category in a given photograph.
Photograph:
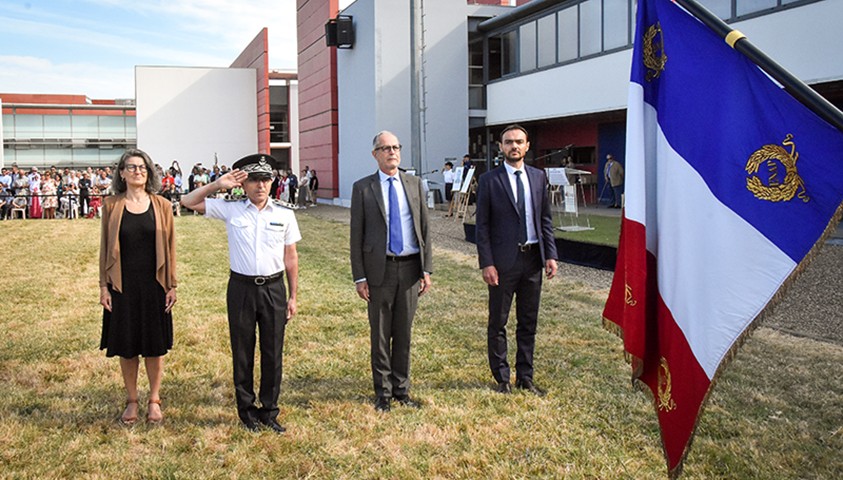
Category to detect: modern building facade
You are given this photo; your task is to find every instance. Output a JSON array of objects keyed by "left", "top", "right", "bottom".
[
  {"left": 303, "top": 0, "right": 843, "bottom": 205},
  {"left": 1, "top": 94, "right": 136, "bottom": 169},
  {"left": 2, "top": 29, "right": 300, "bottom": 174}
]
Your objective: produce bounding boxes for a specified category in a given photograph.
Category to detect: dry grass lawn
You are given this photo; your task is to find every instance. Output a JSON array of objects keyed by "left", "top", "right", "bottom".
[{"left": 0, "top": 213, "right": 840, "bottom": 479}]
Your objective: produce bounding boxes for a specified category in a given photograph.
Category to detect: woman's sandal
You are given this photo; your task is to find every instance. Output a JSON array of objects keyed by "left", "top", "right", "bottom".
[
  {"left": 147, "top": 398, "right": 163, "bottom": 425},
  {"left": 120, "top": 398, "right": 139, "bottom": 426}
]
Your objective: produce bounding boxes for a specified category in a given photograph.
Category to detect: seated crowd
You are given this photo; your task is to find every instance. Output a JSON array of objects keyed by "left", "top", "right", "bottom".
[{"left": 0, "top": 161, "right": 319, "bottom": 220}]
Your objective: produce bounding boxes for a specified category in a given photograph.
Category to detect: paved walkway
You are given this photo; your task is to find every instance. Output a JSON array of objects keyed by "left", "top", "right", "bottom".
[{"left": 300, "top": 202, "right": 842, "bottom": 346}]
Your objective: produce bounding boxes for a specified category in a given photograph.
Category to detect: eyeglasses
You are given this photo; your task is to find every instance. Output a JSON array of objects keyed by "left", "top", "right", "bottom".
[
  {"left": 375, "top": 144, "right": 402, "bottom": 153},
  {"left": 124, "top": 164, "right": 148, "bottom": 173}
]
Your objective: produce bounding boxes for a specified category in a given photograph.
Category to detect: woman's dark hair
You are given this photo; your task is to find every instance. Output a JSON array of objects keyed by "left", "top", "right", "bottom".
[{"left": 112, "top": 148, "right": 161, "bottom": 194}]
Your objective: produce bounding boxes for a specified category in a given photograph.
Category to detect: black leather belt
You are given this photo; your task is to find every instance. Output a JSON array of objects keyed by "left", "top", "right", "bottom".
[
  {"left": 230, "top": 270, "right": 284, "bottom": 286},
  {"left": 518, "top": 243, "right": 537, "bottom": 253},
  {"left": 386, "top": 253, "right": 420, "bottom": 262}
]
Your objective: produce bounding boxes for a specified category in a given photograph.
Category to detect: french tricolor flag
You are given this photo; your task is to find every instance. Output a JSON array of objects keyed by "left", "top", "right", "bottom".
[{"left": 602, "top": 0, "right": 843, "bottom": 477}]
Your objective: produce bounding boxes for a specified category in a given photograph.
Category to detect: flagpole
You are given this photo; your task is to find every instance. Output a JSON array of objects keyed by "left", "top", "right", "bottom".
[{"left": 673, "top": 0, "right": 843, "bottom": 133}]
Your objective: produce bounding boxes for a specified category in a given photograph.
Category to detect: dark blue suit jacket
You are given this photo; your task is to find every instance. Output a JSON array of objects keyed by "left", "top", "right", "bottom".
[{"left": 475, "top": 164, "right": 558, "bottom": 273}]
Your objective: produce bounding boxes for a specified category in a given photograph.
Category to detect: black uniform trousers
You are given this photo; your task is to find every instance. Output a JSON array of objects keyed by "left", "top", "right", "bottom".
[
  {"left": 368, "top": 256, "right": 421, "bottom": 399},
  {"left": 487, "top": 247, "right": 543, "bottom": 384},
  {"left": 226, "top": 272, "right": 287, "bottom": 424}
]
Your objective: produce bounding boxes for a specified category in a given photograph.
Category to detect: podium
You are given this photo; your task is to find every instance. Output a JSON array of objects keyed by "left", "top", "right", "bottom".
[{"left": 546, "top": 167, "right": 594, "bottom": 232}]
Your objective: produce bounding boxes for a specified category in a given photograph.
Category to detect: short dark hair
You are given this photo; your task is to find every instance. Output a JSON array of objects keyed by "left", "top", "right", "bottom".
[
  {"left": 112, "top": 148, "right": 161, "bottom": 195},
  {"left": 445, "top": 161, "right": 453, "bottom": 167},
  {"left": 500, "top": 124, "right": 529, "bottom": 142}
]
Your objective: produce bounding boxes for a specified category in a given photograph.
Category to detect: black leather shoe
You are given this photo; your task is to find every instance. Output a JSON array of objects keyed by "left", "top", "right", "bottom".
[
  {"left": 495, "top": 382, "right": 512, "bottom": 394},
  {"left": 374, "top": 396, "right": 391, "bottom": 412},
  {"left": 515, "top": 379, "right": 546, "bottom": 397},
  {"left": 394, "top": 396, "right": 421, "bottom": 408},
  {"left": 259, "top": 418, "right": 287, "bottom": 434},
  {"left": 242, "top": 420, "right": 261, "bottom": 432}
]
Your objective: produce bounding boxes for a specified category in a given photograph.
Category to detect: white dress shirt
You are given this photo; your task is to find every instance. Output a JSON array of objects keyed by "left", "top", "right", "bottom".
[
  {"left": 503, "top": 162, "right": 538, "bottom": 244},
  {"left": 379, "top": 170, "right": 420, "bottom": 256},
  {"left": 205, "top": 198, "right": 302, "bottom": 276}
]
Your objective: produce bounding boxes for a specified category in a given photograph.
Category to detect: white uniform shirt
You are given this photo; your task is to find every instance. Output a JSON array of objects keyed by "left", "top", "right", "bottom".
[
  {"left": 503, "top": 162, "right": 538, "bottom": 244},
  {"left": 442, "top": 169, "right": 454, "bottom": 184},
  {"left": 205, "top": 198, "right": 302, "bottom": 276}
]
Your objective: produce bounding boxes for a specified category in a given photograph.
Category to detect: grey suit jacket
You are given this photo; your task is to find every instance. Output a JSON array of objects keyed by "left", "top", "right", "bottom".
[
  {"left": 350, "top": 171, "right": 432, "bottom": 286},
  {"left": 475, "top": 164, "right": 558, "bottom": 273}
]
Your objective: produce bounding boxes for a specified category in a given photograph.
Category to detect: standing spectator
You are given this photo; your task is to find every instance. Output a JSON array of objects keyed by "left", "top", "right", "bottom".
[
  {"left": 442, "top": 161, "right": 454, "bottom": 202},
  {"left": 310, "top": 170, "right": 319, "bottom": 202},
  {"left": 95, "top": 170, "right": 113, "bottom": 193},
  {"left": 603, "top": 154, "right": 624, "bottom": 208},
  {"left": 297, "top": 168, "right": 311, "bottom": 208},
  {"left": 99, "top": 148, "right": 177, "bottom": 425},
  {"left": 162, "top": 170, "right": 175, "bottom": 192},
  {"left": 28, "top": 168, "right": 42, "bottom": 219},
  {"left": 287, "top": 170, "right": 298, "bottom": 205},
  {"left": 79, "top": 172, "right": 92, "bottom": 216},
  {"left": 41, "top": 172, "right": 58, "bottom": 219},
  {"left": 350, "top": 130, "right": 432, "bottom": 412},
  {"left": 0, "top": 168, "right": 11, "bottom": 195}
]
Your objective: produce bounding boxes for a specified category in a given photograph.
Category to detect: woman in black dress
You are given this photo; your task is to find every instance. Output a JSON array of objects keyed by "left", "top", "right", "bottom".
[{"left": 99, "top": 149, "right": 177, "bottom": 425}]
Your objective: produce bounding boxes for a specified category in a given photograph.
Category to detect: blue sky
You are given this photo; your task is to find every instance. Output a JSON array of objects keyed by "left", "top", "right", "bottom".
[{"left": 0, "top": 0, "right": 352, "bottom": 99}]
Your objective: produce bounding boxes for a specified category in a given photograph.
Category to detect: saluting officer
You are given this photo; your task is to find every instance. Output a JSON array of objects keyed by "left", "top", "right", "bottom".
[{"left": 181, "top": 153, "right": 300, "bottom": 434}]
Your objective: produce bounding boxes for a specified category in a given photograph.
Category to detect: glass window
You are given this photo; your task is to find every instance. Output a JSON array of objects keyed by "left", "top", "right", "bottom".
[
  {"left": 537, "top": 14, "right": 556, "bottom": 68},
  {"left": 579, "top": 0, "right": 602, "bottom": 57},
  {"left": 487, "top": 37, "right": 502, "bottom": 80},
  {"left": 469, "top": 87, "right": 485, "bottom": 110},
  {"left": 99, "top": 116, "right": 126, "bottom": 138},
  {"left": 558, "top": 6, "right": 578, "bottom": 62},
  {"left": 699, "top": 0, "right": 732, "bottom": 19},
  {"left": 126, "top": 116, "right": 137, "bottom": 139},
  {"left": 519, "top": 21, "right": 537, "bottom": 72},
  {"left": 71, "top": 115, "right": 98, "bottom": 139},
  {"left": 737, "top": 0, "right": 777, "bottom": 16},
  {"left": 604, "top": 0, "right": 630, "bottom": 50},
  {"left": 43, "top": 115, "right": 71, "bottom": 138},
  {"left": 15, "top": 114, "right": 43, "bottom": 139},
  {"left": 502, "top": 30, "right": 517, "bottom": 76},
  {"left": 3, "top": 114, "right": 14, "bottom": 137}
]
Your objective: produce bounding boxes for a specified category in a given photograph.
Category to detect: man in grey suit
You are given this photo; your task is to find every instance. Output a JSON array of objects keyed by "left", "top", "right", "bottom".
[
  {"left": 350, "top": 130, "right": 432, "bottom": 412},
  {"left": 475, "top": 124, "right": 558, "bottom": 396}
]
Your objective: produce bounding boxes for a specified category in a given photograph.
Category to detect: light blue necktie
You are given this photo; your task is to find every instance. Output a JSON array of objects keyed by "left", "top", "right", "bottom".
[{"left": 388, "top": 177, "right": 403, "bottom": 255}]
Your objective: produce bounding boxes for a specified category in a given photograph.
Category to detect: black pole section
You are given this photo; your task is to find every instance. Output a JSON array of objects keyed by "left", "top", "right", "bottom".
[{"left": 673, "top": 0, "right": 843, "bottom": 133}]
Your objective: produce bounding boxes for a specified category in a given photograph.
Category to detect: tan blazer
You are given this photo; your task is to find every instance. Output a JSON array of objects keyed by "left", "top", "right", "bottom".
[
  {"left": 350, "top": 171, "right": 431, "bottom": 286},
  {"left": 99, "top": 193, "right": 177, "bottom": 293}
]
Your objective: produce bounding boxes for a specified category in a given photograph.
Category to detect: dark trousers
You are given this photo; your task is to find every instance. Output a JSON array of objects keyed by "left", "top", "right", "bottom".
[
  {"left": 226, "top": 273, "right": 287, "bottom": 424},
  {"left": 487, "top": 248, "right": 543, "bottom": 383},
  {"left": 368, "top": 257, "right": 421, "bottom": 398},
  {"left": 609, "top": 184, "right": 623, "bottom": 207}
]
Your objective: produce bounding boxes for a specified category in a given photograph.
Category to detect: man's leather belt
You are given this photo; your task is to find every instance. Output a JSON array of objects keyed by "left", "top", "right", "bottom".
[
  {"left": 518, "top": 243, "right": 537, "bottom": 253},
  {"left": 386, "top": 253, "right": 420, "bottom": 262},
  {"left": 230, "top": 270, "right": 284, "bottom": 286}
]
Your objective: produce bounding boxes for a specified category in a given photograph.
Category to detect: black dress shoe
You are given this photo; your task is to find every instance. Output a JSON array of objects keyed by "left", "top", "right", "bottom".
[
  {"left": 374, "top": 396, "right": 391, "bottom": 412},
  {"left": 259, "top": 418, "right": 287, "bottom": 434},
  {"left": 242, "top": 420, "right": 261, "bottom": 432},
  {"left": 394, "top": 396, "right": 421, "bottom": 408},
  {"left": 495, "top": 382, "right": 512, "bottom": 394},
  {"left": 515, "top": 379, "right": 546, "bottom": 397}
]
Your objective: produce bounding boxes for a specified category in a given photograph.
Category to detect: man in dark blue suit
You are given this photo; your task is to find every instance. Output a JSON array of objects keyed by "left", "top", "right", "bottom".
[{"left": 475, "top": 124, "right": 558, "bottom": 395}]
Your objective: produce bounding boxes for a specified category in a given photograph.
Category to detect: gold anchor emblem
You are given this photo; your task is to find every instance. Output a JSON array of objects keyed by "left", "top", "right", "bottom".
[
  {"left": 657, "top": 357, "right": 676, "bottom": 412},
  {"left": 643, "top": 22, "right": 667, "bottom": 81},
  {"left": 625, "top": 284, "right": 638, "bottom": 307},
  {"left": 745, "top": 134, "right": 809, "bottom": 203}
]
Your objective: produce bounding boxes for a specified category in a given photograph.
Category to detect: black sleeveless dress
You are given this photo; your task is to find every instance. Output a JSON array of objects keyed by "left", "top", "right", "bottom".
[{"left": 100, "top": 204, "right": 173, "bottom": 358}]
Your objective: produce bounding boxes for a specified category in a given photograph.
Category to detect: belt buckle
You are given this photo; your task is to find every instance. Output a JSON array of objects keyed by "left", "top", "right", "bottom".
[
  {"left": 254, "top": 276, "right": 266, "bottom": 286},
  {"left": 519, "top": 243, "right": 531, "bottom": 253}
]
